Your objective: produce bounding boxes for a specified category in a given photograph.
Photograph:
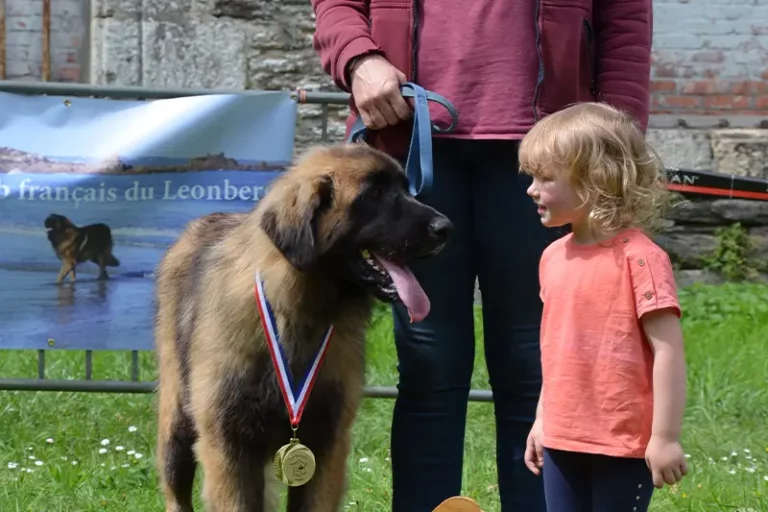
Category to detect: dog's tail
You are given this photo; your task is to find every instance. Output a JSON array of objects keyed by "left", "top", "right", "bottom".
[{"left": 106, "top": 254, "right": 120, "bottom": 267}]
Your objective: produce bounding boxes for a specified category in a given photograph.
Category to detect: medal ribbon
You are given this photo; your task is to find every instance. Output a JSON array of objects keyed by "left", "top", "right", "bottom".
[{"left": 254, "top": 271, "right": 334, "bottom": 428}]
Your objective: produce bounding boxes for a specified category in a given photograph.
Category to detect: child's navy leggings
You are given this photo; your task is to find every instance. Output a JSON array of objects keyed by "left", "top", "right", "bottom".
[{"left": 543, "top": 447, "right": 655, "bottom": 512}]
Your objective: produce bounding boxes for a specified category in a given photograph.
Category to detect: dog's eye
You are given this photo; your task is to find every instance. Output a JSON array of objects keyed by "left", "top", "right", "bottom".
[{"left": 369, "top": 186, "right": 382, "bottom": 200}]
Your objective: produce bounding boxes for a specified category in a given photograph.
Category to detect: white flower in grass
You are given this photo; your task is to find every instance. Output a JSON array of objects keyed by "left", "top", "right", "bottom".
[
  {"left": 115, "top": 446, "right": 124, "bottom": 452},
  {"left": 25, "top": 468, "right": 34, "bottom": 473},
  {"left": 7, "top": 462, "right": 18, "bottom": 469},
  {"left": 99, "top": 448, "right": 108, "bottom": 455},
  {"left": 127, "top": 450, "right": 135, "bottom": 456},
  {"left": 763, "top": 475, "right": 768, "bottom": 482},
  {"left": 45, "top": 438, "right": 54, "bottom": 444},
  {"left": 34, "top": 460, "right": 43, "bottom": 467},
  {"left": 71, "top": 461, "right": 78, "bottom": 466},
  {"left": 128, "top": 426, "right": 138, "bottom": 433},
  {"left": 134, "top": 453, "right": 143, "bottom": 459},
  {"left": 358, "top": 457, "right": 369, "bottom": 464},
  {"left": 28, "top": 455, "right": 36, "bottom": 460},
  {"left": 101, "top": 439, "right": 110, "bottom": 446},
  {"left": 729, "top": 469, "right": 737, "bottom": 475}
]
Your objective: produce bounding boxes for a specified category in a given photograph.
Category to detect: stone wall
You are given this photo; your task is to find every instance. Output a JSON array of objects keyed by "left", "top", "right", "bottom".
[{"left": 656, "top": 198, "right": 768, "bottom": 286}]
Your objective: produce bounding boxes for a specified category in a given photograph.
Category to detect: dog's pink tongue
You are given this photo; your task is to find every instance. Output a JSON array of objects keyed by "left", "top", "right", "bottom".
[{"left": 373, "top": 254, "right": 430, "bottom": 323}]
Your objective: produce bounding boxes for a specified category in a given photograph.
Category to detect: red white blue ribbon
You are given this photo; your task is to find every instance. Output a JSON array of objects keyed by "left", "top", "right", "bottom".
[{"left": 254, "top": 271, "right": 334, "bottom": 427}]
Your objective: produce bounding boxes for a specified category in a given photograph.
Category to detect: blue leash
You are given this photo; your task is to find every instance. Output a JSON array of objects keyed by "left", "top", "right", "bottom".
[{"left": 346, "top": 82, "right": 459, "bottom": 198}]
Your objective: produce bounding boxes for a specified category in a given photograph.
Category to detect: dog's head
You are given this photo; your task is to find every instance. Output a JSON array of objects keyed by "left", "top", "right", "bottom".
[
  {"left": 257, "top": 144, "right": 453, "bottom": 322},
  {"left": 44, "top": 213, "right": 74, "bottom": 233}
]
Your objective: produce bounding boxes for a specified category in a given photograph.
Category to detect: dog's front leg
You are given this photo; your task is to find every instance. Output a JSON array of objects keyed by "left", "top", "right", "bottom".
[
  {"left": 286, "top": 428, "right": 352, "bottom": 512},
  {"left": 56, "top": 262, "right": 73, "bottom": 284},
  {"left": 196, "top": 433, "right": 267, "bottom": 512}
]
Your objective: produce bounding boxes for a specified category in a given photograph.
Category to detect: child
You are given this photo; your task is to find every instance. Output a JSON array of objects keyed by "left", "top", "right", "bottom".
[{"left": 518, "top": 102, "right": 689, "bottom": 511}]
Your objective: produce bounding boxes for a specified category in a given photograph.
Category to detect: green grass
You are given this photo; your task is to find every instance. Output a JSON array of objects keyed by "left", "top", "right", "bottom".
[{"left": 1, "top": 282, "right": 767, "bottom": 511}]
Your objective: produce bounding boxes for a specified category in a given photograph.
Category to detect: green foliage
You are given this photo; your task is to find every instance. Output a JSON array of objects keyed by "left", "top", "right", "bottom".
[{"left": 701, "top": 222, "right": 760, "bottom": 282}]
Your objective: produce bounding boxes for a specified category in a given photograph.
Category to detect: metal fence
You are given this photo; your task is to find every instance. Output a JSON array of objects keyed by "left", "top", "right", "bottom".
[{"left": 0, "top": 79, "right": 495, "bottom": 403}]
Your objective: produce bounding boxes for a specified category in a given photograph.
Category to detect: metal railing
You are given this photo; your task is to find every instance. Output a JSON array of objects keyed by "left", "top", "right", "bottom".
[{"left": 0, "top": 79, "right": 495, "bottom": 403}]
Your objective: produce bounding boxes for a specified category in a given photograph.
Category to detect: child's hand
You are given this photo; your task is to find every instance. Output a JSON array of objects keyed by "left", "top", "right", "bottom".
[
  {"left": 644, "top": 435, "right": 688, "bottom": 488},
  {"left": 524, "top": 418, "right": 544, "bottom": 476}
]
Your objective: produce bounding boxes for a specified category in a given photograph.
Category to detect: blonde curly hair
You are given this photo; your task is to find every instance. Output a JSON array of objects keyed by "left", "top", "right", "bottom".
[{"left": 518, "top": 102, "right": 670, "bottom": 235}]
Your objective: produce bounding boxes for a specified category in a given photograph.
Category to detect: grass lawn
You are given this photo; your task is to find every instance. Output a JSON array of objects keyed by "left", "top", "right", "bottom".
[{"left": 1, "top": 282, "right": 767, "bottom": 511}]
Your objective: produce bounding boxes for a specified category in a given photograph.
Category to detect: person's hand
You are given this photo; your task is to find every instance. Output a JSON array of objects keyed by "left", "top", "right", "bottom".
[
  {"left": 644, "top": 435, "right": 688, "bottom": 488},
  {"left": 349, "top": 54, "right": 412, "bottom": 130},
  {"left": 524, "top": 418, "right": 544, "bottom": 476}
]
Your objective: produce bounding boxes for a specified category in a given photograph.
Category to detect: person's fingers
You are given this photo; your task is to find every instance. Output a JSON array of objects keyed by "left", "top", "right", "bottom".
[
  {"left": 663, "top": 468, "right": 677, "bottom": 486},
  {"left": 533, "top": 442, "right": 544, "bottom": 469},
  {"left": 680, "top": 459, "right": 689, "bottom": 476},
  {"left": 358, "top": 109, "right": 375, "bottom": 130},
  {"left": 378, "top": 80, "right": 411, "bottom": 124},
  {"left": 373, "top": 99, "right": 401, "bottom": 126},
  {"left": 366, "top": 108, "right": 387, "bottom": 130},
  {"left": 651, "top": 467, "right": 664, "bottom": 489},
  {"left": 524, "top": 439, "right": 540, "bottom": 475},
  {"left": 672, "top": 466, "right": 683, "bottom": 483},
  {"left": 390, "top": 93, "right": 413, "bottom": 121}
]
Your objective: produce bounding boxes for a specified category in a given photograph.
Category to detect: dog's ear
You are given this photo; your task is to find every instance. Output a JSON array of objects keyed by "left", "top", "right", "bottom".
[{"left": 259, "top": 174, "right": 334, "bottom": 272}]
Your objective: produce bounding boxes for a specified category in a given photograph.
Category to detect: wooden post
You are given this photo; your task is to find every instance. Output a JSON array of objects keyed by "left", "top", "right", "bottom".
[{"left": 42, "top": 0, "right": 51, "bottom": 81}]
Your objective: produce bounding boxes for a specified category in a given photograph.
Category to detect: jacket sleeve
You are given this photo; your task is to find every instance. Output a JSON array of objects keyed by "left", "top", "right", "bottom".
[
  {"left": 592, "top": 0, "right": 653, "bottom": 132},
  {"left": 310, "top": 0, "right": 382, "bottom": 92}
]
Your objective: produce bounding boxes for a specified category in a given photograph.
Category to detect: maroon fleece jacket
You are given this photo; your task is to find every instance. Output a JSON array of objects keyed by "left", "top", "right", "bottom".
[{"left": 311, "top": 0, "right": 652, "bottom": 156}]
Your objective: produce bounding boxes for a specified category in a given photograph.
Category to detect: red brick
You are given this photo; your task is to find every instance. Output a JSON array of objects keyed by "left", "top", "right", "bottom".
[
  {"left": 657, "top": 95, "right": 703, "bottom": 109},
  {"left": 55, "top": 66, "right": 81, "bottom": 82},
  {"left": 691, "top": 51, "right": 726, "bottom": 63},
  {"left": 755, "top": 96, "right": 768, "bottom": 111},
  {"left": 680, "top": 80, "right": 768, "bottom": 95},
  {"left": 651, "top": 80, "right": 677, "bottom": 93},
  {"left": 653, "top": 64, "right": 678, "bottom": 78},
  {"left": 680, "top": 80, "right": 718, "bottom": 95},
  {"left": 703, "top": 95, "right": 750, "bottom": 109}
]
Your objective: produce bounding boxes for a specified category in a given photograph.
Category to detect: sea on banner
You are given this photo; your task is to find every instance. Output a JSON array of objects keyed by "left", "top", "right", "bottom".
[{"left": 0, "top": 90, "right": 298, "bottom": 351}]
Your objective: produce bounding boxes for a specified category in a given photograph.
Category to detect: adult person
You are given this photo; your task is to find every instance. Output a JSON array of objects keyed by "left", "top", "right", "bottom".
[{"left": 309, "top": 1, "right": 653, "bottom": 510}]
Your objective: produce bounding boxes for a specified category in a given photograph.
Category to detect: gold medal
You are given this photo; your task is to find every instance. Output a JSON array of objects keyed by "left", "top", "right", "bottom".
[{"left": 273, "top": 436, "right": 315, "bottom": 487}]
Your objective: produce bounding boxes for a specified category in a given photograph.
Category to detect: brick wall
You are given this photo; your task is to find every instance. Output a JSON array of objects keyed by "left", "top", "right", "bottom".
[
  {"left": 2, "top": 0, "right": 88, "bottom": 82},
  {"left": 651, "top": 0, "right": 768, "bottom": 116},
  {"left": 2, "top": 0, "right": 766, "bottom": 120}
]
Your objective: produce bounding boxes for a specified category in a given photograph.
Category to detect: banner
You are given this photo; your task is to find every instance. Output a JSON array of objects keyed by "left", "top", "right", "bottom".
[{"left": 0, "top": 90, "right": 297, "bottom": 351}]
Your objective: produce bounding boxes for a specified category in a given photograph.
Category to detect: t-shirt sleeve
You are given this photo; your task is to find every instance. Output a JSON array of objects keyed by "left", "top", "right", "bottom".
[{"left": 627, "top": 246, "right": 682, "bottom": 319}]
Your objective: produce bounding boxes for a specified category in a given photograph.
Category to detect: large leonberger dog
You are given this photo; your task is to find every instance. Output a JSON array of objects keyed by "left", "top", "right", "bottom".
[
  {"left": 43, "top": 213, "right": 120, "bottom": 283},
  {"left": 154, "top": 143, "right": 453, "bottom": 511}
]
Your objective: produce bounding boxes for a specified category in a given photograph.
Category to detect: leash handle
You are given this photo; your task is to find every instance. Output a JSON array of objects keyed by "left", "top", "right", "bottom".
[{"left": 346, "top": 82, "right": 459, "bottom": 198}]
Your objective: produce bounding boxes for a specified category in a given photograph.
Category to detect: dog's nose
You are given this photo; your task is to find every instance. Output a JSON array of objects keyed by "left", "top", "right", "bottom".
[{"left": 428, "top": 216, "right": 453, "bottom": 241}]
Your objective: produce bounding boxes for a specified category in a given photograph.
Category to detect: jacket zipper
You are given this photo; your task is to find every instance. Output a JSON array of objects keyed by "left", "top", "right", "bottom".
[
  {"left": 583, "top": 18, "right": 596, "bottom": 97},
  {"left": 531, "top": 0, "right": 544, "bottom": 122},
  {"left": 410, "top": 0, "right": 419, "bottom": 81}
]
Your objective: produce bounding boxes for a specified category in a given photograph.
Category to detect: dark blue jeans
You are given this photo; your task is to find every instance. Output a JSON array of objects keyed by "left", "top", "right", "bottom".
[
  {"left": 390, "top": 139, "right": 563, "bottom": 511},
  {"left": 542, "top": 448, "right": 655, "bottom": 511}
]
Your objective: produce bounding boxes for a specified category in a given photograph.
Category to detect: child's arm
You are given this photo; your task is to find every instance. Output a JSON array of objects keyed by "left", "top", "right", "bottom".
[
  {"left": 642, "top": 307, "right": 686, "bottom": 441},
  {"left": 641, "top": 306, "right": 689, "bottom": 487}
]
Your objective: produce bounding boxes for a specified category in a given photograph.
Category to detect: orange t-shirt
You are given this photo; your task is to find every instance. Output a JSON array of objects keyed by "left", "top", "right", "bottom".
[{"left": 538, "top": 228, "right": 682, "bottom": 459}]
